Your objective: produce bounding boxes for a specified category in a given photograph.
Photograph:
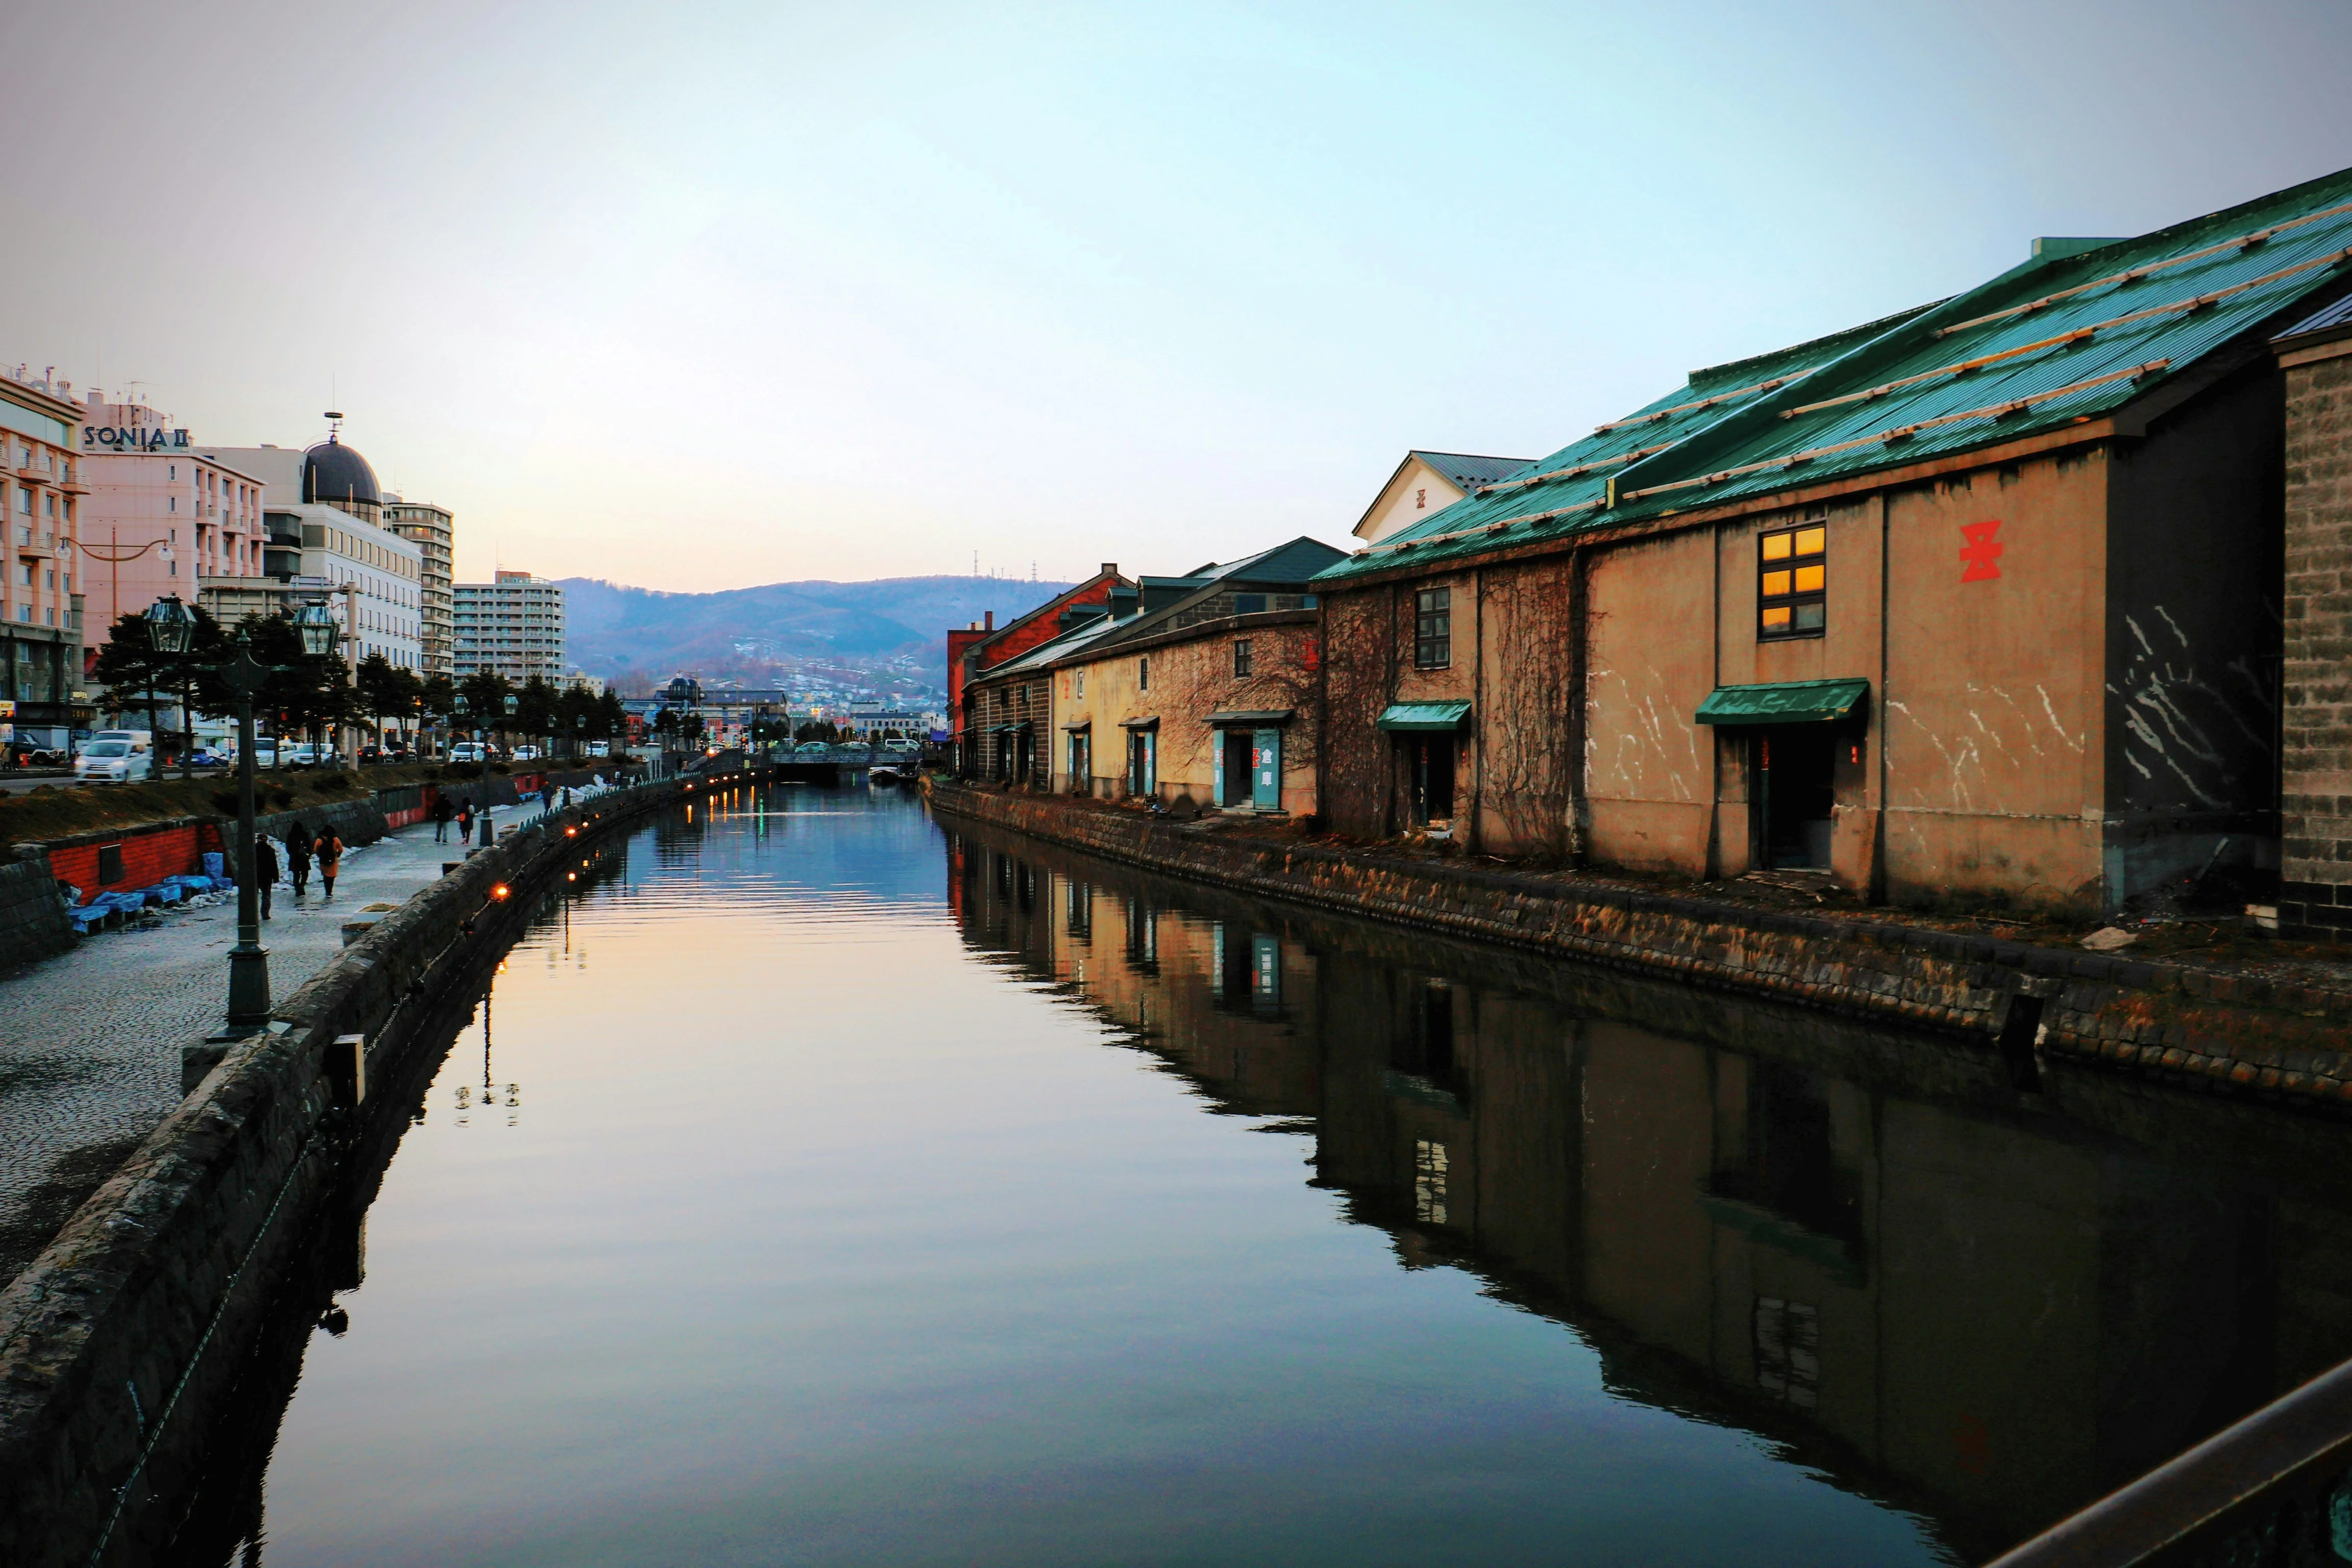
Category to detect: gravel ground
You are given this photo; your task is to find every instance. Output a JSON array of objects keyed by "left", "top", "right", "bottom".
[{"left": 0, "top": 798, "right": 548, "bottom": 1286}]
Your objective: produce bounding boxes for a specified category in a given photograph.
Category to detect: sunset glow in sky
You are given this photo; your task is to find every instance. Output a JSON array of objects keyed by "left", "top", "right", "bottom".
[{"left": 3, "top": 1, "right": 2347, "bottom": 591}]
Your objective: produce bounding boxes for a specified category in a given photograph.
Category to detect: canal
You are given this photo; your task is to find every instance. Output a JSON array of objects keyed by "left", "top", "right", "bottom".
[{"left": 158, "top": 783, "right": 2352, "bottom": 1566}]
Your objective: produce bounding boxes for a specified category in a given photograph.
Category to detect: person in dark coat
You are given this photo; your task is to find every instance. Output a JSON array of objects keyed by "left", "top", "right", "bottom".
[
  {"left": 457, "top": 801, "right": 475, "bottom": 843},
  {"left": 285, "top": 820, "right": 313, "bottom": 896},
  {"left": 432, "top": 794, "right": 455, "bottom": 842},
  {"left": 251, "top": 833, "right": 279, "bottom": 920}
]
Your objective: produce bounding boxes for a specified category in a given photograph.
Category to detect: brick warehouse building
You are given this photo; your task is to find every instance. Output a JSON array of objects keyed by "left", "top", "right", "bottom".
[
  {"left": 2277, "top": 295, "right": 2352, "bottom": 937},
  {"left": 1311, "top": 167, "right": 2352, "bottom": 919}
]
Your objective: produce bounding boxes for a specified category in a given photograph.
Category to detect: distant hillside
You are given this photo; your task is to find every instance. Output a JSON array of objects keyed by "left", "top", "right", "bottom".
[{"left": 558, "top": 575, "right": 1072, "bottom": 684}]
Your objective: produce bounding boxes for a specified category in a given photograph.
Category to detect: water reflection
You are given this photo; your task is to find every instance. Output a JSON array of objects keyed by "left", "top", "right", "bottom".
[
  {"left": 947, "top": 822, "right": 2352, "bottom": 1564},
  {"left": 139, "top": 788, "right": 2352, "bottom": 1568}
]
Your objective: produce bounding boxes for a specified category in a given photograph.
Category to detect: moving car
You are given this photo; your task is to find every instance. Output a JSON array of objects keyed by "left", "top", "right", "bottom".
[
  {"left": 450, "top": 741, "right": 487, "bottom": 764},
  {"left": 512, "top": 745, "right": 544, "bottom": 762},
  {"left": 75, "top": 732, "right": 154, "bottom": 784},
  {"left": 793, "top": 740, "right": 831, "bottom": 755},
  {"left": 284, "top": 743, "right": 322, "bottom": 769},
  {"left": 585, "top": 741, "right": 612, "bottom": 758}
]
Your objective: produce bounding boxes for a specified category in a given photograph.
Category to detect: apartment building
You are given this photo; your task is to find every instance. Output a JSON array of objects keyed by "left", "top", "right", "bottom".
[
  {"left": 0, "top": 370, "right": 86, "bottom": 748},
  {"left": 77, "top": 389, "right": 269, "bottom": 645},
  {"left": 454, "top": 570, "right": 566, "bottom": 683},
  {"left": 383, "top": 496, "right": 454, "bottom": 677}
]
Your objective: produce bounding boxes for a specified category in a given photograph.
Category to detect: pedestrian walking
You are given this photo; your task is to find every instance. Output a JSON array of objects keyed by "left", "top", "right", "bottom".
[
  {"left": 457, "top": 802, "right": 475, "bottom": 843},
  {"left": 251, "top": 833, "right": 279, "bottom": 921},
  {"left": 316, "top": 827, "right": 346, "bottom": 899},
  {"left": 285, "top": 820, "right": 313, "bottom": 897},
  {"left": 432, "top": 793, "right": 454, "bottom": 843}
]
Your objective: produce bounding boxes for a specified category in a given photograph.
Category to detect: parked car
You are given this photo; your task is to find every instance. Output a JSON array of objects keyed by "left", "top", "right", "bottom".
[
  {"left": 75, "top": 734, "right": 154, "bottom": 784},
  {"left": 450, "top": 741, "right": 487, "bottom": 764},
  {"left": 883, "top": 738, "right": 921, "bottom": 754},
  {"left": 585, "top": 741, "right": 612, "bottom": 757},
  {"left": 284, "top": 743, "right": 321, "bottom": 769},
  {"left": 512, "top": 745, "right": 544, "bottom": 762}
]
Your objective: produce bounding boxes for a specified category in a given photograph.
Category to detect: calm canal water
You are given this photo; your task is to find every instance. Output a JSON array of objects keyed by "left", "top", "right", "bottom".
[{"left": 165, "top": 784, "right": 2352, "bottom": 1566}]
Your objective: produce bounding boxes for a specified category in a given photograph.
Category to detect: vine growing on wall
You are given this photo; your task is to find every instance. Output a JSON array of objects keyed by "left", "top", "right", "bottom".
[{"left": 1475, "top": 558, "right": 1582, "bottom": 857}]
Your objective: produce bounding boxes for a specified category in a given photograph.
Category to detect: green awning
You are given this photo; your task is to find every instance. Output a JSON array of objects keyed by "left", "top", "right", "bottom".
[
  {"left": 1694, "top": 678, "right": 1869, "bottom": 727},
  {"left": 1377, "top": 700, "right": 1472, "bottom": 732}
]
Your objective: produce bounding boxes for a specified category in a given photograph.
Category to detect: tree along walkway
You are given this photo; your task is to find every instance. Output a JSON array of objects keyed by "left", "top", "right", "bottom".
[{"left": 0, "top": 796, "right": 551, "bottom": 1289}]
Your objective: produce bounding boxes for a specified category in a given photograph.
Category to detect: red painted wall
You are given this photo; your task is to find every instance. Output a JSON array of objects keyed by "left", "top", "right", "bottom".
[
  {"left": 48, "top": 821, "right": 228, "bottom": 898},
  {"left": 948, "top": 573, "right": 1123, "bottom": 733}
]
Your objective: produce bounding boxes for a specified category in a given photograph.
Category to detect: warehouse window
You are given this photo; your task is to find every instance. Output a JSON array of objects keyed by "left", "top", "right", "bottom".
[
  {"left": 1233, "top": 638, "right": 1253, "bottom": 678},
  {"left": 1414, "top": 586, "right": 1451, "bottom": 669},
  {"left": 1758, "top": 519, "right": 1827, "bottom": 639},
  {"left": 1139, "top": 656, "right": 1149, "bottom": 692}
]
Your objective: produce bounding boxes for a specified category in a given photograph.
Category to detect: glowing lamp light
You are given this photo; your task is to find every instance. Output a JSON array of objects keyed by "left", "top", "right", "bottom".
[{"left": 491, "top": 884, "right": 511, "bottom": 901}]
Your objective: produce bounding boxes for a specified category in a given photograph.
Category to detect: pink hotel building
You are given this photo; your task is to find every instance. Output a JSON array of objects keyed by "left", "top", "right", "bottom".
[{"left": 75, "top": 390, "right": 268, "bottom": 648}]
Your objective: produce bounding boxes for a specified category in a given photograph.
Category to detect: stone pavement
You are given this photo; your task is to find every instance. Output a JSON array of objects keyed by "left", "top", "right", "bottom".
[{"left": 0, "top": 796, "right": 552, "bottom": 1287}]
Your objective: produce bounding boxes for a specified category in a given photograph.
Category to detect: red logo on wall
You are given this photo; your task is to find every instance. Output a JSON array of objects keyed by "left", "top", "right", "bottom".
[{"left": 1960, "top": 520, "right": 2004, "bottom": 582}]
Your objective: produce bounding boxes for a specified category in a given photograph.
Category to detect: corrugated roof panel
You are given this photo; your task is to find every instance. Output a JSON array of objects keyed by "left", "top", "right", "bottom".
[{"left": 1321, "top": 165, "right": 2352, "bottom": 584}]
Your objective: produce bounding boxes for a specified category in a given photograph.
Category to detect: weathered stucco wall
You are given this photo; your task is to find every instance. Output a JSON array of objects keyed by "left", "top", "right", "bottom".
[
  {"left": 1879, "top": 451, "right": 2109, "bottom": 913},
  {"left": 1585, "top": 529, "right": 1716, "bottom": 873}
]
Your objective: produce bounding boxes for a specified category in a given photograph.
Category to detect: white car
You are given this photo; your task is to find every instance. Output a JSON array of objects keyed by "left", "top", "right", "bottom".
[
  {"left": 75, "top": 736, "right": 153, "bottom": 784},
  {"left": 450, "top": 741, "right": 487, "bottom": 764},
  {"left": 512, "top": 745, "right": 544, "bottom": 762},
  {"left": 284, "top": 743, "right": 322, "bottom": 768},
  {"left": 585, "top": 741, "right": 612, "bottom": 757}
]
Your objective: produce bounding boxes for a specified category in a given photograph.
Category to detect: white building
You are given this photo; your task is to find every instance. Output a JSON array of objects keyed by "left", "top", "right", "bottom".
[
  {"left": 383, "top": 495, "right": 454, "bottom": 678},
  {"left": 454, "top": 571, "right": 566, "bottom": 683},
  {"left": 208, "top": 430, "right": 424, "bottom": 670}
]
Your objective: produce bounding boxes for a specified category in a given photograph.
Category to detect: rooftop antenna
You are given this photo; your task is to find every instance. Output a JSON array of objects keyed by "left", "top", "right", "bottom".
[{"left": 325, "top": 410, "right": 345, "bottom": 444}]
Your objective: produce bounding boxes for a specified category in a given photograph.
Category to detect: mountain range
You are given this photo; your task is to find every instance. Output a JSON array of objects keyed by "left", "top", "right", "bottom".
[{"left": 557, "top": 575, "right": 1073, "bottom": 686}]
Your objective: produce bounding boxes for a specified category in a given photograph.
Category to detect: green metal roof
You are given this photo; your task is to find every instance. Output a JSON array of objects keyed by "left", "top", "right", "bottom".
[
  {"left": 1693, "top": 678, "right": 1869, "bottom": 726},
  {"left": 1318, "top": 165, "right": 2352, "bottom": 585},
  {"left": 1377, "top": 700, "right": 1472, "bottom": 731}
]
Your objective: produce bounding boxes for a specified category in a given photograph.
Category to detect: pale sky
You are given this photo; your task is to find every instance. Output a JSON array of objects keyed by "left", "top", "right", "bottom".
[{"left": 3, "top": 1, "right": 2346, "bottom": 592}]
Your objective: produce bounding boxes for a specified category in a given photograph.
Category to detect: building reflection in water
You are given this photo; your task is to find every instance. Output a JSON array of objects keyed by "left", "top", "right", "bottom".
[{"left": 945, "top": 825, "right": 2352, "bottom": 1564}]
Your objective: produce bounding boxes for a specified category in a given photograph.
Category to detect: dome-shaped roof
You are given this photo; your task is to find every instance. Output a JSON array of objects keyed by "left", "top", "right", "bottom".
[{"left": 303, "top": 436, "right": 381, "bottom": 508}]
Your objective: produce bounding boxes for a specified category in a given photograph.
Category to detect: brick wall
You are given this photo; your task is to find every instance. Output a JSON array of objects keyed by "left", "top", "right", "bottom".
[
  {"left": 2281, "top": 348, "right": 2352, "bottom": 937},
  {"left": 43, "top": 821, "right": 221, "bottom": 900}
]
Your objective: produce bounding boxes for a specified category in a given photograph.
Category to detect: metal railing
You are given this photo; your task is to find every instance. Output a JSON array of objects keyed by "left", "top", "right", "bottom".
[{"left": 1988, "top": 1356, "right": 2352, "bottom": 1567}]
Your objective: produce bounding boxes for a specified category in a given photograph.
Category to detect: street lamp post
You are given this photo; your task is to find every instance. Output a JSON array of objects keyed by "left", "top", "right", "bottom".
[
  {"left": 452, "top": 689, "right": 514, "bottom": 849},
  {"left": 144, "top": 596, "right": 338, "bottom": 1028}
]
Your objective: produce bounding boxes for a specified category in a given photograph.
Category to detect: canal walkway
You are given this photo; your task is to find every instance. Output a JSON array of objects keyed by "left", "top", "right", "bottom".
[{"left": 0, "top": 796, "right": 552, "bottom": 1287}]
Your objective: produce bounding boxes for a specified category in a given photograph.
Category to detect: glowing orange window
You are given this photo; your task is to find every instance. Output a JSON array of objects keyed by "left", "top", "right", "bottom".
[{"left": 1758, "top": 519, "right": 1827, "bottom": 639}]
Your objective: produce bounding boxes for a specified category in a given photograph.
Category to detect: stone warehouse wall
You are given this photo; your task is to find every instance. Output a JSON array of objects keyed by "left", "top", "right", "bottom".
[
  {"left": 932, "top": 784, "right": 2352, "bottom": 1110},
  {"left": 0, "top": 772, "right": 704, "bottom": 1566},
  {"left": 2282, "top": 347, "right": 2352, "bottom": 938}
]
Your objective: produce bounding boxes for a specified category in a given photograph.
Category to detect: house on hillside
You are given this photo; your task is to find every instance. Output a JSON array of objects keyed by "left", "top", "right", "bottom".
[{"left": 1312, "top": 166, "right": 2352, "bottom": 919}]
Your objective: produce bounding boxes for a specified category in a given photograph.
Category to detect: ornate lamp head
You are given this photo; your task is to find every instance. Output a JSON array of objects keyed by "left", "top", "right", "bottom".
[{"left": 143, "top": 596, "right": 198, "bottom": 656}]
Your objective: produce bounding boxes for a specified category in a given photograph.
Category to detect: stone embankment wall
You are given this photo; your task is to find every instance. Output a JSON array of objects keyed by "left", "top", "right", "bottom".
[
  {"left": 0, "top": 767, "right": 734, "bottom": 1566},
  {"left": 0, "top": 852, "right": 73, "bottom": 968},
  {"left": 932, "top": 785, "right": 2352, "bottom": 1109}
]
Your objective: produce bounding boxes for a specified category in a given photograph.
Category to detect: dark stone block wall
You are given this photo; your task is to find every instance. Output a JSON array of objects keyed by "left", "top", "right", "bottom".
[
  {"left": 2281, "top": 349, "right": 2352, "bottom": 937},
  {"left": 0, "top": 852, "right": 74, "bottom": 973}
]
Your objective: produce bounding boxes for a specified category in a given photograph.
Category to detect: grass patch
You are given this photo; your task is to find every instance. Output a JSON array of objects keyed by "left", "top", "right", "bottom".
[{"left": 0, "top": 762, "right": 449, "bottom": 846}]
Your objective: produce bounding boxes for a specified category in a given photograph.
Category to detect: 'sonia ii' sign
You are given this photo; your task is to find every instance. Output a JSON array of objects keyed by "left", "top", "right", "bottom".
[{"left": 82, "top": 425, "right": 191, "bottom": 451}]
